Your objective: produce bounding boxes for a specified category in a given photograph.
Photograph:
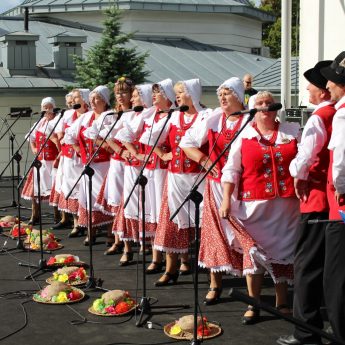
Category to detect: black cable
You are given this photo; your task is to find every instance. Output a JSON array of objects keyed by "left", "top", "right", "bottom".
[{"left": 0, "top": 292, "right": 33, "bottom": 342}]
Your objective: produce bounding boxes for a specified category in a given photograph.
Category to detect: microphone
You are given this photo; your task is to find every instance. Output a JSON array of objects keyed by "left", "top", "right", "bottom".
[
  {"left": 105, "top": 106, "right": 144, "bottom": 116},
  {"left": 31, "top": 110, "right": 46, "bottom": 117},
  {"left": 73, "top": 104, "right": 81, "bottom": 110},
  {"left": 157, "top": 105, "right": 189, "bottom": 114},
  {"left": 231, "top": 103, "right": 283, "bottom": 116}
]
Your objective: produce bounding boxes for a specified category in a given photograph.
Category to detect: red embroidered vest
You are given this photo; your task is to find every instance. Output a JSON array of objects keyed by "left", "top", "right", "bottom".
[
  {"left": 35, "top": 131, "right": 59, "bottom": 161},
  {"left": 207, "top": 114, "right": 244, "bottom": 183},
  {"left": 301, "top": 103, "right": 336, "bottom": 213},
  {"left": 169, "top": 112, "right": 208, "bottom": 174},
  {"left": 78, "top": 113, "right": 110, "bottom": 164},
  {"left": 61, "top": 111, "right": 77, "bottom": 159},
  {"left": 143, "top": 115, "right": 170, "bottom": 170},
  {"left": 238, "top": 130, "right": 297, "bottom": 200}
]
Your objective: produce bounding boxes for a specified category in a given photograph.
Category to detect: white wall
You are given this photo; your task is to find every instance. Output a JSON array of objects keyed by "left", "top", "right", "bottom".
[
  {"left": 43, "top": 10, "right": 263, "bottom": 52},
  {"left": 299, "top": 0, "right": 345, "bottom": 105}
]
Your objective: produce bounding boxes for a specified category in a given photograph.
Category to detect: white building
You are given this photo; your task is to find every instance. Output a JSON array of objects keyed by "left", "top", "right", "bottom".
[{"left": 299, "top": 0, "right": 345, "bottom": 106}]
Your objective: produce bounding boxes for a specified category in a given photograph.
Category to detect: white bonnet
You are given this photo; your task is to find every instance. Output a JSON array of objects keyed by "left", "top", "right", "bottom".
[
  {"left": 41, "top": 97, "right": 56, "bottom": 109},
  {"left": 90, "top": 85, "right": 110, "bottom": 105},
  {"left": 182, "top": 78, "right": 202, "bottom": 112},
  {"left": 155, "top": 78, "right": 176, "bottom": 104},
  {"left": 217, "top": 77, "right": 245, "bottom": 105},
  {"left": 136, "top": 84, "right": 153, "bottom": 108}
]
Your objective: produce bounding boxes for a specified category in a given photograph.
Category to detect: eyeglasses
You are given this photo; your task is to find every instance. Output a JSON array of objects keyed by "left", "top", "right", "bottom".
[{"left": 115, "top": 92, "right": 130, "bottom": 96}]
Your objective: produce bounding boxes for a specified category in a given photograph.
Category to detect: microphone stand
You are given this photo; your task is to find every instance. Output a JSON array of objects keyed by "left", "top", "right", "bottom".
[
  {"left": 65, "top": 111, "right": 122, "bottom": 291},
  {"left": 123, "top": 108, "right": 189, "bottom": 328},
  {"left": 0, "top": 113, "right": 45, "bottom": 253},
  {"left": 17, "top": 110, "right": 65, "bottom": 279},
  {"left": 0, "top": 113, "right": 24, "bottom": 210},
  {"left": 170, "top": 109, "right": 256, "bottom": 345}
]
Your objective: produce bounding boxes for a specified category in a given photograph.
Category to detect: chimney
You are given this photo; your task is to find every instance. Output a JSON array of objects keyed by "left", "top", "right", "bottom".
[
  {"left": 24, "top": 7, "right": 29, "bottom": 32},
  {"left": 0, "top": 32, "right": 39, "bottom": 75},
  {"left": 48, "top": 32, "right": 87, "bottom": 75}
]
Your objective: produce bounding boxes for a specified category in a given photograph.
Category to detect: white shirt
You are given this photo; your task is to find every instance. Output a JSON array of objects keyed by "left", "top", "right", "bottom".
[
  {"left": 328, "top": 95, "right": 345, "bottom": 194},
  {"left": 289, "top": 101, "right": 332, "bottom": 180}
]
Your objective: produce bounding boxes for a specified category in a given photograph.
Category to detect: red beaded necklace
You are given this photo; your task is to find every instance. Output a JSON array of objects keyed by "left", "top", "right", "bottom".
[
  {"left": 252, "top": 121, "right": 279, "bottom": 146},
  {"left": 179, "top": 111, "right": 198, "bottom": 131},
  {"left": 221, "top": 113, "right": 244, "bottom": 141}
]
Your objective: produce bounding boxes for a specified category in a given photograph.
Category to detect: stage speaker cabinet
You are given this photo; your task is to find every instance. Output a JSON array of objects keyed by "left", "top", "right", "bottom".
[{"left": 285, "top": 108, "right": 313, "bottom": 127}]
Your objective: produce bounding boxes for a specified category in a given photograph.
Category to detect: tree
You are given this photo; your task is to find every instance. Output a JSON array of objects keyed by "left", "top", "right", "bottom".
[
  {"left": 73, "top": 7, "right": 149, "bottom": 96},
  {"left": 259, "top": 0, "right": 299, "bottom": 58}
]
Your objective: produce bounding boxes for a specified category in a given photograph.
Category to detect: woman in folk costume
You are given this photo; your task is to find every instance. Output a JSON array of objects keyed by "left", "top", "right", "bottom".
[
  {"left": 64, "top": 85, "right": 113, "bottom": 245},
  {"left": 141, "top": 79, "right": 212, "bottom": 286},
  {"left": 22, "top": 97, "right": 60, "bottom": 225},
  {"left": 113, "top": 83, "right": 153, "bottom": 265},
  {"left": 220, "top": 91, "right": 300, "bottom": 324},
  {"left": 180, "top": 77, "right": 250, "bottom": 304},
  {"left": 91, "top": 77, "right": 134, "bottom": 254},
  {"left": 51, "top": 89, "right": 90, "bottom": 236},
  {"left": 120, "top": 79, "right": 176, "bottom": 273}
]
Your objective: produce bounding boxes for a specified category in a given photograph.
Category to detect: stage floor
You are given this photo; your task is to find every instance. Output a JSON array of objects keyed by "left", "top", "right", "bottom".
[{"left": 0, "top": 179, "right": 302, "bottom": 345}]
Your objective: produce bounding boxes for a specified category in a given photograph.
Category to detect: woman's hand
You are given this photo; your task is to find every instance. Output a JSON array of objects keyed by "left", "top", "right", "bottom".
[
  {"left": 121, "top": 150, "right": 131, "bottom": 160},
  {"left": 200, "top": 157, "right": 219, "bottom": 177},
  {"left": 160, "top": 152, "right": 173, "bottom": 161},
  {"left": 219, "top": 198, "right": 231, "bottom": 219},
  {"left": 72, "top": 144, "right": 80, "bottom": 154}
]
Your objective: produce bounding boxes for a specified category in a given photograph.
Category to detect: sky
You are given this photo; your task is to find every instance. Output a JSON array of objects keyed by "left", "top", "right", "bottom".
[{"left": 0, "top": 0, "right": 23, "bottom": 14}]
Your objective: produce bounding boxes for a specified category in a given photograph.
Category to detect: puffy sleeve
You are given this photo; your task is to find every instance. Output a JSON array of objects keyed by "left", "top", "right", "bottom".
[
  {"left": 139, "top": 112, "right": 175, "bottom": 146},
  {"left": 64, "top": 115, "right": 84, "bottom": 145},
  {"left": 289, "top": 114, "right": 327, "bottom": 180},
  {"left": 180, "top": 108, "right": 217, "bottom": 148}
]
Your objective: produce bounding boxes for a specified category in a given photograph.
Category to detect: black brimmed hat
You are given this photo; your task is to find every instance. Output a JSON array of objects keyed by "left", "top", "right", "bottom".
[
  {"left": 321, "top": 51, "right": 345, "bottom": 85},
  {"left": 303, "top": 60, "right": 332, "bottom": 89}
]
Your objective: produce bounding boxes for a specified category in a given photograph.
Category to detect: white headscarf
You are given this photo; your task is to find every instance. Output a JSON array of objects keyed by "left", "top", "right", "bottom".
[
  {"left": 136, "top": 84, "right": 153, "bottom": 108},
  {"left": 248, "top": 94, "right": 257, "bottom": 110},
  {"left": 78, "top": 88, "right": 91, "bottom": 106},
  {"left": 90, "top": 85, "right": 110, "bottom": 105},
  {"left": 216, "top": 77, "right": 245, "bottom": 105},
  {"left": 155, "top": 78, "right": 176, "bottom": 104},
  {"left": 182, "top": 78, "right": 203, "bottom": 112},
  {"left": 41, "top": 97, "right": 56, "bottom": 109}
]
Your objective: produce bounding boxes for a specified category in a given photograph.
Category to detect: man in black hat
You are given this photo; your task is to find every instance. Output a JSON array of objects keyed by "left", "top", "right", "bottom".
[
  {"left": 319, "top": 51, "right": 345, "bottom": 344},
  {"left": 277, "top": 60, "right": 335, "bottom": 345}
]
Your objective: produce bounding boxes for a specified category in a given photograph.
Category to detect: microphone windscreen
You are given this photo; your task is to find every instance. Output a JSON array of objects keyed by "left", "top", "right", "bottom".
[
  {"left": 53, "top": 108, "right": 61, "bottom": 113},
  {"left": 73, "top": 103, "right": 81, "bottom": 110},
  {"left": 268, "top": 103, "right": 282, "bottom": 111},
  {"left": 133, "top": 105, "right": 144, "bottom": 112},
  {"left": 179, "top": 105, "right": 189, "bottom": 112}
]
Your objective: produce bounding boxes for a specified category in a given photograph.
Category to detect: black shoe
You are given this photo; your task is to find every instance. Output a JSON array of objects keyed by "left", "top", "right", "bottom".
[
  {"left": 179, "top": 261, "right": 191, "bottom": 275},
  {"left": 204, "top": 287, "right": 222, "bottom": 305},
  {"left": 68, "top": 227, "right": 85, "bottom": 238},
  {"left": 28, "top": 217, "right": 39, "bottom": 226},
  {"left": 145, "top": 261, "right": 164, "bottom": 274},
  {"left": 119, "top": 252, "right": 134, "bottom": 266},
  {"left": 103, "top": 243, "right": 124, "bottom": 255},
  {"left": 83, "top": 236, "right": 96, "bottom": 246},
  {"left": 276, "top": 335, "right": 322, "bottom": 345},
  {"left": 241, "top": 305, "right": 260, "bottom": 325},
  {"left": 154, "top": 272, "right": 179, "bottom": 287}
]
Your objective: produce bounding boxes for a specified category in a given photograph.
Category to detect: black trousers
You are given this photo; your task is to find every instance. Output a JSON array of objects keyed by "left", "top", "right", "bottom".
[
  {"left": 324, "top": 221, "right": 345, "bottom": 343},
  {"left": 293, "top": 212, "right": 328, "bottom": 342}
]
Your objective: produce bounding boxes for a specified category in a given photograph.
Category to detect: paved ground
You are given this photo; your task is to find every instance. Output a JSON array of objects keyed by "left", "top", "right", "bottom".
[{"left": 0, "top": 178, "right": 325, "bottom": 345}]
